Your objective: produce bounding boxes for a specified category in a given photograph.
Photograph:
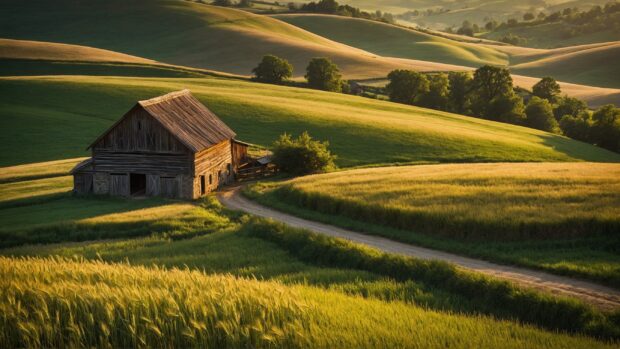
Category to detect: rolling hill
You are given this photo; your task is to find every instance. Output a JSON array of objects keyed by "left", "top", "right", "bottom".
[
  {"left": 272, "top": 14, "right": 510, "bottom": 67},
  {"left": 2, "top": 0, "right": 619, "bottom": 106},
  {"left": 339, "top": 0, "right": 613, "bottom": 31},
  {"left": 274, "top": 13, "right": 620, "bottom": 90},
  {"left": 0, "top": 0, "right": 456, "bottom": 79},
  {"left": 2, "top": 75, "right": 619, "bottom": 168},
  {"left": 0, "top": 39, "right": 243, "bottom": 78}
]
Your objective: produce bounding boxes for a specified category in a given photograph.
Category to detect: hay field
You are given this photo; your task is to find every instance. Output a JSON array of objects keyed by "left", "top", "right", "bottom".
[
  {"left": 249, "top": 163, "right": 620, "bottom": 285},
  {"left": 2, "top": 256, "right": 614, "bottom": 348}
]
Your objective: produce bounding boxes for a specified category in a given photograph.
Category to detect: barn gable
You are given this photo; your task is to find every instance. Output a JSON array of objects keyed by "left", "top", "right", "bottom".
[{"left": 89, "top": 89, "right": 236, "bottom": 153}]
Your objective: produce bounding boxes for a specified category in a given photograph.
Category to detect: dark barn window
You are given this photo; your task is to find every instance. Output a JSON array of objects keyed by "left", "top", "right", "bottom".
[{"left": 200, "top": 175, "right": 206, "bottom": 195}]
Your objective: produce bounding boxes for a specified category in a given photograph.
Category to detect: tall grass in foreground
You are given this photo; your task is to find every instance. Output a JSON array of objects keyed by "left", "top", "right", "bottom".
[
  {"left": 1, "top": 256, "right": 616, "bottom": 349},
  {"left": 260, "top": 163, "right": 620, "bottom": 240},
  {"left": 242, "top": 217, "right": 620, "bottom": 340}
]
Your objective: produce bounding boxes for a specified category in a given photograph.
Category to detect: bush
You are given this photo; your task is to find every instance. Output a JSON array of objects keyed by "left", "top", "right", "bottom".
[
  {"left": 590, "top": 104, "right": 620, "bottom": 152},
  {"left": 532, "top": 77, "right": 561, "bottom": 102},
  {"left": 418, "top": 73, "right": 450, "bottom": 110},
  {"left": 305, "top": 57, "right": 342, "bottom": 92},
  {"left": 386, "top": 69, "right": 429, "bottom": 104},
  {"left": 252, "top": 55, "right": 293, "bottom": 84},
  {"left": 525, "top": 97, "right": 560, "bottom": 133},
  {"left": 272, "top": 132, "right": 336, "bottom": 175}
]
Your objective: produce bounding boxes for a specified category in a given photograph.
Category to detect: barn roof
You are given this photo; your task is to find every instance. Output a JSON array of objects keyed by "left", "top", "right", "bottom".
[{"left": 89, "top": 89, "right": 236, "bottom": 152}]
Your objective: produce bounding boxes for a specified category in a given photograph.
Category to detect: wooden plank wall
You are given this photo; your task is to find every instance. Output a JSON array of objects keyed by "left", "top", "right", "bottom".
[
  {"left": 110, "top": 174, "right": 129, "bottom": 196},
  {"left": 92, "top": 150, "right": 191, "bottom": 174},
  {"left": 231, "top": 142, "right": 249, "bottom": 171},
  {"left": 93, "top": 108, "right": 188, "bottom": 154},
  {"left": 193, "top": 140, "right": 234, "bottom": 198}
]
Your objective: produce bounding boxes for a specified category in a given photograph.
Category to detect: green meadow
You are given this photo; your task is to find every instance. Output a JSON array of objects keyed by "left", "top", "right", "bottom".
[
  {"left": 2, "top": 75, "right": 619, "bottom": 167},
  {"left": 246, "top": 162, "right": 620, "bottom": 287},
  {"left": 1, "top": 164, "right": 619, "bottom": 346}
]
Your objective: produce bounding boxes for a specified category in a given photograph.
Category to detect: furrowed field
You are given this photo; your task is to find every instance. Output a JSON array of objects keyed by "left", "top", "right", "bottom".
[{"left": 247, "top": 162, "right": 620, "bottom": 286}]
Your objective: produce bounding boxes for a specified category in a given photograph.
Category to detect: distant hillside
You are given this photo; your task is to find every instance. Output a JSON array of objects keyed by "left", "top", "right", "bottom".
[
  {"left": 0, "top": 0, "right": 465, "bottom": 79},
  {"left": 339, "top": 0, "right": 613, "bottom": 31},
  {"left": 272, "top": 14, "right": 510, "bottom": 67},
  {"left": 0, "top": 39, "right": 241, "bottom": 78},
  {"left": 481, "top": 2, "right": 620, "bottom": 48},
  {"left": 510, "top": 42, "right": 620, "bottom": 88},
  {"left": 1, "top": 0, "right": 618, "bottom": 105}
]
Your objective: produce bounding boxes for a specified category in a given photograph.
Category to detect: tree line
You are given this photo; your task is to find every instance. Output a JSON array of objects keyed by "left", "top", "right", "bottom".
[
  {"left": 385, "top": 66, "right": 620, "bottom": 153},
  {"left": 252, "top": 55, "right": 620, "bottom": 154},
  {"left": 450, "top": 1, "right": 620, "bottom": 42},
  {"left": 210, "top": 0, "right": 396, "bottom": 23},
  {"left": 252, "top": 54, "right": 347, "bottom": 92}
]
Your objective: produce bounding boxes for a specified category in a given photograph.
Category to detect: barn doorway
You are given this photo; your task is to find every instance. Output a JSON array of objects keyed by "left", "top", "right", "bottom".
[{"left": 130, "top": 173, "right": 147, "bottom": 196}]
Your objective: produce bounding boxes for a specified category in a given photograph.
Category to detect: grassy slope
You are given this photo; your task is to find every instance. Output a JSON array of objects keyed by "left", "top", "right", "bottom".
[
  {"left": 3, "top": 0, "right": 618, "bottom": 103},
  {"left": 0, "top": 0, "right": 460, "bottom": 79},
  {"left": 2, "top": 75, "right": 620, "bottom": 167},
  {"left": 272, "top": 14, "right": 510, "bottom": 67},
  {"left": 484, "top": 22, "right": 620, "bottom": 49},
  {"left": 341, "top": 0, "right": 612, "bottom": 30},
  {"left": 246, "top": 163, "right": 620, "bottom": 287},
  {"left": 0, "top": 39, "right": 245, "bottom": 78},
  {"left": 510, "top": 42, "right": 620, "bottom": 88},
  {"left": 3, "top": 256, "right": 614, "bottom": 348},
  {"left": 1, "top": 165, "right": 618, "bottom": 345},
  {"left": 273, "top": 14, "right": 620, "bottom": 90}
]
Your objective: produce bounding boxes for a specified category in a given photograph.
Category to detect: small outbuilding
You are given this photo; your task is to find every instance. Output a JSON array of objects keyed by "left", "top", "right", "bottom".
[{"left": 71, "top": 89, "right": 249, "bottom": 199}]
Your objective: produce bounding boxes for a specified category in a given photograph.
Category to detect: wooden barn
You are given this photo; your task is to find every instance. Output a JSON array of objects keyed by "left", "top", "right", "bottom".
[{"left": 71, "top": 89, "right": 249, "bottom": 199}]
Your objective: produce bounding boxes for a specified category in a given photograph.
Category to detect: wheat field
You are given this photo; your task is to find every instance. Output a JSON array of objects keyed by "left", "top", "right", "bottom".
[{"left": 1, "top": 256, "right": 615, "bottom": 349}]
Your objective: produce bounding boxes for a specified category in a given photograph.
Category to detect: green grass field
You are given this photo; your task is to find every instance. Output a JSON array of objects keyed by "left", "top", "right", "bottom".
[
  {"left": 273, "top": 14, "right": 510, "bottom": 67},
  {"left": 273, "top": 13, "right": 620, "bottom": 89},
  {"left": 1, "top": 163, "right": 619, "bottom": 346},
  {"left": 3, "top": 256, "right": 616, "bottom": 348},
  {"left": 0, "top": 0, "right": 443, "bottom": 79},
  {"left": 2, "top": 75, "right": 619, "bottom": 167},
  {"left": 246, "top": 163, "right": 620, "bottom": 287}
]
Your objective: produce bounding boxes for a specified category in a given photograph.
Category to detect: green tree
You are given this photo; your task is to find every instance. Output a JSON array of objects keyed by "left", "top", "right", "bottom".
[
  {"left": 488, "top": 92, "right": 526, "bottom": 124},
  {"left": 418, "top": 73, "right": 450, "bottom": 110},
  {"left": 553, "top": 96, "right": 588, "bottom": 120},
  {"left": 523, "top": 12, "right": 535, "bottom": 20},
  {"left": 448, "top": 71, "right": 472, "bottom": 114},
  {"left": 305, "top": 57, "right": 343, "bottom": 92},
  {"left": 525, "top": 97, "right": 560, "bottom": 133},
  {"left": 386, "top": 70, "right": 430, "bottom": 105},
  {"left": 238, "top": 0, "right": 252, "bottom": 7},
  {"left": 252, "top": 55, "right": 293, "bottom": 84},
  {"left": 272, "top": 132, "right": 336, "bottom": 175},
  {"left": 590, "top": 104, "right": 620, "bottom": 152},
  {"left": 470, "top": 65, "right": 514, "bottom": 118},
  {"left": 559, "top": 113, "right": 592, "bottom": 142},
  {"left": 212, "top": 0, "right": 232, "bottom": 6},
  {"left": 532, "top": 77, "right": 561, "bottom": 102}
]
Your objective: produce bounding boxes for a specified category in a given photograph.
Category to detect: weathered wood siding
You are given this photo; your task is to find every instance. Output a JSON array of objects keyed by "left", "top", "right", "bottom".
[
  {"left": 192, "top": 140, "right": 234, "bottom": 198},
  {"left": 92, "top": 151, "right": 192, "bottom": 174},
  {"left": 73, "top": 173, "right": 93, "bottom": 195},
  {"left": 79, "top": 101, "right": 241, "bottom": 200},
  {"left": 110, "top": 174, "right": 129, "bottom": 197},
  {"left": 231, "top": 141, "right": 249, "bottom": 171},
  {"left": 93, "top": 107, "right": 188, "bottom": 153}
]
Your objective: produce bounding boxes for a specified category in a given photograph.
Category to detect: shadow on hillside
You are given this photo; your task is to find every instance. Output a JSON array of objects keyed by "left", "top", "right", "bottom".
[{"left": 539, "top": 133, "right": 620, "bottom": 162}]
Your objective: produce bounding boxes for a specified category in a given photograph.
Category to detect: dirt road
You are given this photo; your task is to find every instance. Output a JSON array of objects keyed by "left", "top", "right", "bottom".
[{"left": 218, "top": 186, "right": 620, "bottom": 310}]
